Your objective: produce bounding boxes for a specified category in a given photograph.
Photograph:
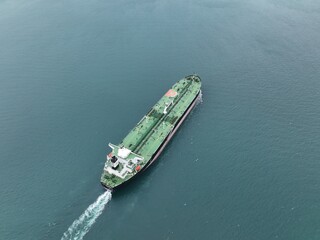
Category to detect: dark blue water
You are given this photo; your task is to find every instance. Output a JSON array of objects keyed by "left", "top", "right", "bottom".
[{"left": 1, "top": 0, "right": 320, "bottom": 239}]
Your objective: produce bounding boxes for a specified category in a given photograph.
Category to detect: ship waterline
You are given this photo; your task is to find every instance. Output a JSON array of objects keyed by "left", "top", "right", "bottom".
[{"left": 101, "top": 75, "right": 201, "bottom": 190}]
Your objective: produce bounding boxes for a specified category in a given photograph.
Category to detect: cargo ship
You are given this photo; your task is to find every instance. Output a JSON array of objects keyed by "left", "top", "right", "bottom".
[{"left": 101, "top": 75, "right": 201, "bottom": 190}]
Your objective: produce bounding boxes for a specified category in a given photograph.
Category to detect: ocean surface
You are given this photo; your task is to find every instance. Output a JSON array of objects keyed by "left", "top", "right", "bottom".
[{"left": 1, "top": 0, "right": 320, "bottom": 239}]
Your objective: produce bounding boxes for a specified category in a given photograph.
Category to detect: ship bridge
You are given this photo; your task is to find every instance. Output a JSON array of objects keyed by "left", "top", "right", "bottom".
[{"left": 103, "top": 143, "right": 144, "bottom": 179}]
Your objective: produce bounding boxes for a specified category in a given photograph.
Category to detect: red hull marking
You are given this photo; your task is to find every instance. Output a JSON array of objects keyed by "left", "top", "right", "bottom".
[{"left": 165, "top": 89, "right": 178, "bottom": 97}]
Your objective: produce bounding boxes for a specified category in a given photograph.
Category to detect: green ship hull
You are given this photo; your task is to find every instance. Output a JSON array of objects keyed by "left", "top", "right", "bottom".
[{"left": 100, "top": 75, "right": 201, "bottom": 190}]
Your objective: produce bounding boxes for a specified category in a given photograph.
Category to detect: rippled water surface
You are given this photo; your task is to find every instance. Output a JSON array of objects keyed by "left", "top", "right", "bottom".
[{"left": 1, "top": 0, "right": 320, "bottom": 239}]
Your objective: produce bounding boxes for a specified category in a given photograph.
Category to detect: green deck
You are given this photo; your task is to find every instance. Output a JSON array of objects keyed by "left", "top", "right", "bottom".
[{"left": 101, "top": 75, "right": 201, "bottom": 189}]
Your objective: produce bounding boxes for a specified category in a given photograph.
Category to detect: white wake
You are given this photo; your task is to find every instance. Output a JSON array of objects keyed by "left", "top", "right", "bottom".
[{"left": 61, "top": 190, "right": 112, "bottom": 240}]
